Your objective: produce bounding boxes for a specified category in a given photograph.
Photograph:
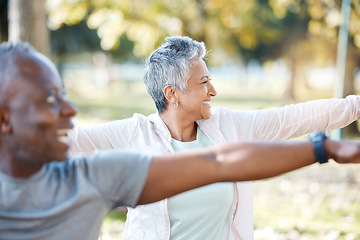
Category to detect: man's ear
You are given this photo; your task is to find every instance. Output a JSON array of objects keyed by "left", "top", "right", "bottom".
[
  {"left": 163, "top": 85, "right": 177, "bottom": 104},
  {"left": 0, "top": 108, "right": 11, "bottom": 134}
]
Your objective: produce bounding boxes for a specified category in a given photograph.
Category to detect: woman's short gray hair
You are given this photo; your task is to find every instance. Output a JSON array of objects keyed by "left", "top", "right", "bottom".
[{"left": 144, "top": 36, "right": 207, "bottom": 114}]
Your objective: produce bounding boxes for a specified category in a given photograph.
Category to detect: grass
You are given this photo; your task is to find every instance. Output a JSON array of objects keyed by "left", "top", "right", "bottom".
[
  {"left": 253, "top": 163, "right": 360, "bottom": 240},
  {"left": 64, "top": 78, "right": 360, "bottom": 240}
]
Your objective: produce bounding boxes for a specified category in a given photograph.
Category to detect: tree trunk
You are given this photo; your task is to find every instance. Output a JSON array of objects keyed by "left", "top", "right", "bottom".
[
  {"left": 0, "top": 0, "right": 8, "bottom": 42},
  {"left": 8, "top": 0, "right": 49, "bottom": 56},
  {"left": 343, "top": 43, "right": 359, "bottom": 136}
]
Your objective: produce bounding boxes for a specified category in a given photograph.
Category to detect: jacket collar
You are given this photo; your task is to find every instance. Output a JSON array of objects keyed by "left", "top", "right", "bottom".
[{"left": 148, "top": 109, "right": 227, "bottom": 147}]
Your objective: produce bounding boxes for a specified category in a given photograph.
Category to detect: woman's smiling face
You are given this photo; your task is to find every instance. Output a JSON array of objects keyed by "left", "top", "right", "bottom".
[{"left": 176, "top": 58, "right": 217, "bottom": 122}]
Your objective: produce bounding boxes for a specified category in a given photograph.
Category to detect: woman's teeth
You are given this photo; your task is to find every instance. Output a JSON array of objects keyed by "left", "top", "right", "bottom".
[{"left": 203, "top": 101, "right": 211, "bottom": 106}]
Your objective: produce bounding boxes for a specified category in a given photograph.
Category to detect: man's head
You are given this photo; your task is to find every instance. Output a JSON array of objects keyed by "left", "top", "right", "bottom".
[{"left": 0, "top": 42, "right": 77, "bottom": 177}]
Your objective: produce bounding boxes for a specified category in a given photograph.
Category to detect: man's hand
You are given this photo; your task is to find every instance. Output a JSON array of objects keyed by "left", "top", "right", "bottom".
[{"left": 326, "top": 139, "right": 360, "bottom": 164}]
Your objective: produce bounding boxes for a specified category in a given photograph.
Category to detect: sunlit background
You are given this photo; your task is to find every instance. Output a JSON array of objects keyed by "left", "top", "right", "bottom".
[{"left": 1, "top": 0, "right": 360, "bottom": 239}]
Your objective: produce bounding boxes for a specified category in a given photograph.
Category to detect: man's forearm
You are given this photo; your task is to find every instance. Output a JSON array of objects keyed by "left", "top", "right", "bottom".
[
  {"left": 138, "top": 141, "right": 317, "bottom": 205},
  {"left": 213, "top": 141, "right": 316, "bottom": 181},
  {"left": 138, "top": 138, "right": 360, "bottom": 205}
]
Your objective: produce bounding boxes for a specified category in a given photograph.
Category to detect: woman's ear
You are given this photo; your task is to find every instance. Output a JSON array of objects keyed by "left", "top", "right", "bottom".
[
  {"left": 163, "top": 85, "right": 177, "bottom": 104},
  {"left": 0, "top": 108, "right": 11, "bottom": 134}
]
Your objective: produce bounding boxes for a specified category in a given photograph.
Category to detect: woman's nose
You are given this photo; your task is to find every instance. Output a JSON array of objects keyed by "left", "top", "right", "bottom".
[{"left": 208, "top": 81, "right": 217, "bottom": 97}]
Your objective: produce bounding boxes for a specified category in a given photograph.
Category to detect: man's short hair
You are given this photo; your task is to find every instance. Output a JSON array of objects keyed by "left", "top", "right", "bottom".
[{"left": 0, "top": 42, "right": 35, "bottom": 105}]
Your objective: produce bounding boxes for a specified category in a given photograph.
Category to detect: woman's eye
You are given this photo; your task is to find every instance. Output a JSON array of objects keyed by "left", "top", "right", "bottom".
[
  {"left": 202, "top": 78, "right": 211, "bottom": 84},
  {"left": 46, "top": 95, "right": 56, "bottom": 104}
]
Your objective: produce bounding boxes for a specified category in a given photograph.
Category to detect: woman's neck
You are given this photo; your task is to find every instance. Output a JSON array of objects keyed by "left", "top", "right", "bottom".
[{"left": 160, "top": 110, "right": 197, "bottom": 142}]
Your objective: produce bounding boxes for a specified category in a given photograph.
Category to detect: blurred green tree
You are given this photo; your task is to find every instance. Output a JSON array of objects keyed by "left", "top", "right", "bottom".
[{"left": 45, "top": 0, "right": 359, "bottom": 87}]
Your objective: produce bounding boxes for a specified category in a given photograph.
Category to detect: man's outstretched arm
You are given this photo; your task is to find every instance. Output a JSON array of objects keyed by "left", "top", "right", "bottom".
[{"left": 137, "top": 139, "right": 360, "bottom": 205}]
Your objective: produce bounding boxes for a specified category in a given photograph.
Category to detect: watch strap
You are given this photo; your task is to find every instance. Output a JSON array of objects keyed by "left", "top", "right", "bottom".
[{"left": 308, "top": 131, "right": 329, "bottom": 164}]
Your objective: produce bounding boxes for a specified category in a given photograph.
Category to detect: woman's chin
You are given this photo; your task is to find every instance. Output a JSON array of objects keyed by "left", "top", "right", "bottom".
[{"left": 202, "top": 113, "right": 212, "bottom": 120}]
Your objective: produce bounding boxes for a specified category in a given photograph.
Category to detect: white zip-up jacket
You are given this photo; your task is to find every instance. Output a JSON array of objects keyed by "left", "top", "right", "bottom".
[{"left": 69, "top": 96, "right": 360, "bottom": 240}]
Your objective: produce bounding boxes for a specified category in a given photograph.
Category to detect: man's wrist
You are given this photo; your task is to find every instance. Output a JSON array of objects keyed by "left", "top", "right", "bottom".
[{"left": 308, "top": 131, "right": 329, "bottom": 164}]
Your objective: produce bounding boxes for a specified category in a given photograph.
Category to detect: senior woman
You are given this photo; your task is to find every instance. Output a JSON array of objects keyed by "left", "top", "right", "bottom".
[{"left": 69, "top": 36, "right": 360, "bottom": 240}]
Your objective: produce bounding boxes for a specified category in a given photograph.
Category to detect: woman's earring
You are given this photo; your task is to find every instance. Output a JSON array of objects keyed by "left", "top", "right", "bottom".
[{"left": 174, "top": 102, "right": 178, "bottom": 109}]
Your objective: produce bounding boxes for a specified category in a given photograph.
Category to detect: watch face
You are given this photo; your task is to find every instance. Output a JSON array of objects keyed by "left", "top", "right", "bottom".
[
  {"left": 310, "top": 131, "right": 327, "bottom": 141},
  {"left": 314, "top": 135, "right": 322, "bottom": 141}
]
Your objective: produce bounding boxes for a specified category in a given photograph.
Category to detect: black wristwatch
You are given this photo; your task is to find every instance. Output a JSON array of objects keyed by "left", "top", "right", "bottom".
[{"left": 308, "top": 131, "right": 329, "bottom": 164}]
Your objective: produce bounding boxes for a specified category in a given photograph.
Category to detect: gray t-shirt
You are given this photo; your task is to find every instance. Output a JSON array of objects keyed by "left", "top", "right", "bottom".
[{"left": 0, "top": 150, "right": 151, "bottom": 240}]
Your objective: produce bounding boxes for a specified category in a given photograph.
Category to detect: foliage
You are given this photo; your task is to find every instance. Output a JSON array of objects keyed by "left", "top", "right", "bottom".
[{"left": 46, "top": 0, "right": 360, "bottom": 63}]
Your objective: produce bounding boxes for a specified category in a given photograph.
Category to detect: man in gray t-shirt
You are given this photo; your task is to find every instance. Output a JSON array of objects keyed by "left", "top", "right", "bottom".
[
  {"left": 0, "top": 152, "right": 150, "bottom": 240},
  {"left": 1, "top": 42, "right": 360, "bottom": 240},
  {"left": 0, "top": 42, "right": 153, "bottom": 240}
]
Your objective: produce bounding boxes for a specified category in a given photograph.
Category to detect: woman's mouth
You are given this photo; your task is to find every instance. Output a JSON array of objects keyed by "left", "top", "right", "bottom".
[{"left": 203, "top": 100, "right": 211, "bottom": 106}]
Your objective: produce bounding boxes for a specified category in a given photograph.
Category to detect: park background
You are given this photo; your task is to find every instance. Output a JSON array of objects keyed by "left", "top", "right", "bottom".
[{"left": 1, "top": 0, "right": 360, "bottom": 239}]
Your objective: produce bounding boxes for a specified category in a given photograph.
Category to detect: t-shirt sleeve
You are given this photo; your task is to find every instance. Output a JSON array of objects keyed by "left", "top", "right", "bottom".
[{"left": 82, "top": 150, "right": 152, "bottom": 208}]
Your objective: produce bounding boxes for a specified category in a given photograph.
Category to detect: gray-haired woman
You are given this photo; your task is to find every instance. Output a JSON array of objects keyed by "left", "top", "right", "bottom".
[{"left": 70, "top": 36, "right": 360, "bottom": 240}]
